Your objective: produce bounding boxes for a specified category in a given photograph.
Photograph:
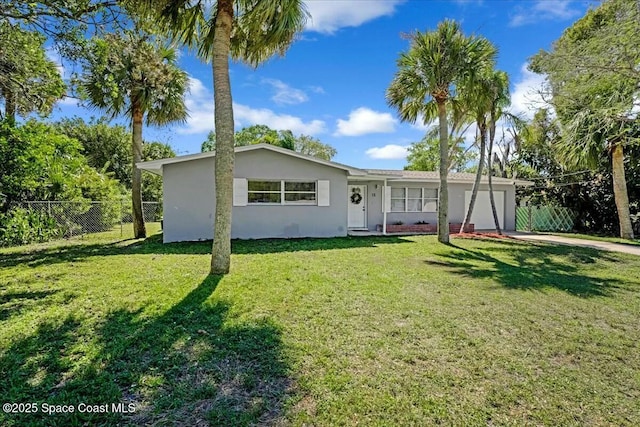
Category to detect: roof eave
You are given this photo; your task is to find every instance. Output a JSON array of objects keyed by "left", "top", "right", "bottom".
[{"left": 136, "top": 143, "right": 367, "bottom": 175}]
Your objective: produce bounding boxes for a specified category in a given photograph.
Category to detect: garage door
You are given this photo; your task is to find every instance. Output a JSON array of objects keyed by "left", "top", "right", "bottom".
[{"left": 464, "top": 191, "right": 504, "bottom": 230}]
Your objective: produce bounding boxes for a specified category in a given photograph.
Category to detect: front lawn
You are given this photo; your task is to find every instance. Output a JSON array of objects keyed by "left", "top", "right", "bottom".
[{"left": 1, "top": 228, "right": 639, "bottom": 426}]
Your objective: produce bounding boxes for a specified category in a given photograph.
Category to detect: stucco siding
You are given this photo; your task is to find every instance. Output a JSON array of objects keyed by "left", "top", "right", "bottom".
[
  {"left": 163, "top": 157, "right": 215, "bottom": 243},
  {"left": 161, "top": 148, "right": 348, "bottom": 242},
  {"left": 159, "top": 145, "right": 519, "bottom": 243},
  {"left": 232, "top": 150, "right": 348, "bottom": 239},
  {"left": 449, "top": 183, "right": 516, "bottom": 230},
  {"left": 346, "top": 180, "right": 517, "bottom": 231}
]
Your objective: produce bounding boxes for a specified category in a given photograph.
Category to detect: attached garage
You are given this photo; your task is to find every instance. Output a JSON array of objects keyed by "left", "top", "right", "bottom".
[{"left": 465, "top": 190, "right": 504, "bottom": 230}]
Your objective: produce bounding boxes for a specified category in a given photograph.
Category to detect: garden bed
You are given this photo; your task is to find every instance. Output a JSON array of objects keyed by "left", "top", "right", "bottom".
[{"left": 383, "top": 223, "right": 474, "bottom": 233}]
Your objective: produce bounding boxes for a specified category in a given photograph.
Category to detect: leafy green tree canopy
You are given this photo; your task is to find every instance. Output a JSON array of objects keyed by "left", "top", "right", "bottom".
[
  {"left": 530, "top": 0, "right": 640, "bottom": 166},
  {"left": 0, "top": 120, "right": 122, "bottom": 206},
  {"left": 405, "top": 136, "right": 476, "bottom": 173},
  {"left": 80, "top": 32, "right": 188, "bottom": 127},
  {"left": 0, "top": 23, "right": 65, "bottom": 123},
  {"left": 80, "top": 30, "right": 188, "bottom": 238},
  {"left": 201, "top": 124, "right": 336, "bottom": 160},
  {"left": 530, "top": 0, "right": 639, "bottom": 239},
  {"left": 56, "top": 117, "right": 176, "bottom": 203}
]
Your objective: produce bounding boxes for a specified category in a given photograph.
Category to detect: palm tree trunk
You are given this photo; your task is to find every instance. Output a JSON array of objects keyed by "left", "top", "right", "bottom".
[
  {"left": 487, "top": 115, "right": 501, "bottom": 234},
  {"left": 131, "top": 102, "right": 146, "bottom": 239},
  {"left": 461, "top": 123, "right": 486, "bottom": 233},
  {"left": 437, "top": 100, "right": 449, "bottom": 243},
  {"left": 611, "top": 143, "right": 634, "bottom": 239},
  {"left": 210, "top": 0, "right": 235, "bottom": 275}
]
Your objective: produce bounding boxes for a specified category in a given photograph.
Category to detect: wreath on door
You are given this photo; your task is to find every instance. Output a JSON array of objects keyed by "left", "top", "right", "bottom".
[{"left": 350, "top": 187, "right": 363, "bottom": 204}]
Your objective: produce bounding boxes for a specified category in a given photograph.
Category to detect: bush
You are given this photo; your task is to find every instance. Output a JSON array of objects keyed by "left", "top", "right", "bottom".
[{"left": 0, "top": 207, "right": 60, "bottom": 246}]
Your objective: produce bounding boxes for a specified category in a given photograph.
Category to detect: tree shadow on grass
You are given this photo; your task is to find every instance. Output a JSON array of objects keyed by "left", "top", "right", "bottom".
[
  {"left": 0, "top": 234, "right": 413, "bottom": 269},
  {"left": 426, "top": 241, "right": 629, "bottom": 297},
  {"left": 0, "top": 275, "right": 292, "bottom": 426},
  {"left": 0, "top": 288, "right": 63, "bottom": 321}
]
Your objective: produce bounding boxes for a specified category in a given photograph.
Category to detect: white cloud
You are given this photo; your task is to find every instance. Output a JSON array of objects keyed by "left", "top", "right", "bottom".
[
  {"left": 179, "top": 76, "right": 326, "bottom": 135},
  {"left": 365, "top": 144, "right": 409, "bottom": 160},
  {"left": 410, "top": 113, "right": 430, "bottom": 132},
  {"left": 308, "top": 85, "right": 325, "bottom": 94},
  {"left": 187, "top": 76, "right": 209, "bottom": 99},
  {"left": 262, "top": 78, "right": 308, "bottom": 105},
  {"left": 234, "top": 104, "right": 326, "bottom": 135},
  {"left": 510, "top": 0, "right": 580, "bottom": 27},
  {"left": 304, "top": 0, "right": 404, "bottom": 34},
  {"left": 180, "top": 77, "right": 215, "bottom": 134},
  {"left": 510, "top": 63, "right": 550, "bottom": 120},
  {"left": 58, "top": 96, "right": 79, "bottom": 107},
  {"left": 335, "top": 107, "right": 397, "bottom": 136}
]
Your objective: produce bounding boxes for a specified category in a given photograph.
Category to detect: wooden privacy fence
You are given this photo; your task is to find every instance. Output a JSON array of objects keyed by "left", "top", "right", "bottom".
[{"left": 516, "top": 206, "right": 575, "bottom": 232}]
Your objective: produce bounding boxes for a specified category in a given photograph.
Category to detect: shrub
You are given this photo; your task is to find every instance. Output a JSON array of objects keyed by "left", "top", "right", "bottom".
[{"left": 0, "top": 207, "right": 60, "bottom": 246}]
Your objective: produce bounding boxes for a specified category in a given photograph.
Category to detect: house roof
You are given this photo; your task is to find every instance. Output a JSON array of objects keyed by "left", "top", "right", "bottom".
[
  {"left": 364, "top": 169, "right": 533, "bottom": 186},
  {"left": 137, "top": 144, "right": 532, "bottom": 186},
  {"left": 137, "top": 143, "right": 368, "bottom": 176}
]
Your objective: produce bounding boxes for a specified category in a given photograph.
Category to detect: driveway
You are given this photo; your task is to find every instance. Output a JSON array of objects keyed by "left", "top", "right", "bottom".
[{"left": 506, "top": 232, "right": 640, "bottom": 256}]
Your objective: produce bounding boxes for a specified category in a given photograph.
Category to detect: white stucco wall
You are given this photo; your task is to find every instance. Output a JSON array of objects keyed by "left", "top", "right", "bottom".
[
  {"left": 348, "top": 180, "right": 517, "bottom": 231},
  {"left": 161, "top": 148, "right": 348, "bottom": 243}
]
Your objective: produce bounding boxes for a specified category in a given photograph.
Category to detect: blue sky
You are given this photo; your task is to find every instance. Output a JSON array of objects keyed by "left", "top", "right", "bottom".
[{"left": 52, "top": 0, "right": 596, "bottom": 169}]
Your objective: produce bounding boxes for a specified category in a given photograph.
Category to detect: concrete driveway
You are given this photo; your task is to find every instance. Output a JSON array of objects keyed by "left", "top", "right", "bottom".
[{"left": 506, "top": 232, "right": 640, "bottom": 256}]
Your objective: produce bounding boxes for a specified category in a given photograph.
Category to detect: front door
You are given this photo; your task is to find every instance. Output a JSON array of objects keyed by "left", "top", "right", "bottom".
[{"left": 348, "top": 185, "right": 367, "bottom": 229}]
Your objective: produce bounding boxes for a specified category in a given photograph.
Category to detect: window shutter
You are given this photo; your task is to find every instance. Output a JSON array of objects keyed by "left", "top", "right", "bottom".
[
  {"left": 233, "top": 178, "right": 248, "bottom": 206},
  {"left": 383, "top": 186, "right": 391, "bottom": 213},
  {"left": 317, "top": 180, "right": 330, "bottom": 206}
]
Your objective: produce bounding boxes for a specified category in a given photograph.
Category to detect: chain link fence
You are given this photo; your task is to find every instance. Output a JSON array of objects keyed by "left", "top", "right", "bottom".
[
  {"left": 516, "top": 206, "right": 576, "bottom": 232},
  {"left": 9, "top": 200, "right": 161, "bottom": 238}
]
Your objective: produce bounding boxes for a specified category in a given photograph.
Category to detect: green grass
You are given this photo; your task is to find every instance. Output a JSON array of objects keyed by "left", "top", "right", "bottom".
[
  {"left": 1, "top": 226, "right": 640, "bottom": 426},
  {"left": 547, "top": 232, "right": 640, "bottom": 246}
]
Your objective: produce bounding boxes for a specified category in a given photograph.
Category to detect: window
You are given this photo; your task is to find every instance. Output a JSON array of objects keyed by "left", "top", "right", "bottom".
[
  {"left": 248, "top": 180, "right": 281, "bottom": 204},
  {"left": 390, "top": 187, "right": 405, "bottom": 212},
  {"left": 284, "top": 181, "right": 316, "bottom": 203},
  {"left": 389, "top": 187, "right": 438, "bottom": 212},
  {"left": 422, "top": 189, "right": 438, "bottom": 212},
  {"left": 247, "top": 180, "right": 317, "bottom": 205}
]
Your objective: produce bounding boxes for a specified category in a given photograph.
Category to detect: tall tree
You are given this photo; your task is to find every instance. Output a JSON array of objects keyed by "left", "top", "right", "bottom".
[
  {"left": 80, "top": 32, "right": 188, "bottom": 238},
  {"left": 530, "top": 0, "right": 639, "bottom": 239},
  {"left": 387, "top": 20, "right": 496, "bottom": 243},
  {"left": 459, "top": 71, "right": 493, "bottom": 233},
  {"left": 141, "top": 0, "right": 308, "bottom": 274},
  {"left": 201, "top": 126, "right": 336, "bottom": 159},
  {"left": 0, "top": 23, "right": 65, "bottom": 124},
  {"left": 56, "top": 117, "right": 176, "bottom": 202},
  {"left": 234, "top": 124, "right": 279, "bottom": 146},
  {"left": 405, "top": 125, "right": 476, "bottom": 173},
  {"left": 485, "top": 71, "right": 511, "bottom": 234},
  {"left": 294, "top": 134, "right": 336, "bottom": 160},
  {"left": 0, "top": 120, "right": 122, "bottom": 206}
]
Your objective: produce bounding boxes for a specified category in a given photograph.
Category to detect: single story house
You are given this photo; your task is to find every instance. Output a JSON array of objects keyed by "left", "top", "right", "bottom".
[{"left": 137, "top": 143, "right": 532, "bottom": 243}]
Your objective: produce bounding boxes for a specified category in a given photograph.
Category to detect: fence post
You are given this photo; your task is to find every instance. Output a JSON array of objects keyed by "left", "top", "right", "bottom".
[
  {"left": 120, "top": 199, "right": 124, "bottom": 237},
  {"left": 528, "top": 205, "right": 532, "bottom": 232}
]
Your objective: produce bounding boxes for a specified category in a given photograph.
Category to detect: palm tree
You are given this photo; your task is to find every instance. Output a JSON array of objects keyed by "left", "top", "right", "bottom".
[
  {"left": 387, "top": 20, "right": 496, "bottom": 243},
  {"left": 461, "top": 70, "right": 510, "bottom": 234},
  {"left": 486, "top": 71, "right": 510, "bottom": 234},
  {"left": 560, "top": 110, "right": 635, "bottom": 239},
  {"left": 138, "top": 0, "right": 308, "bottom": 274},
  {"left": 82, "top": 32, "right": 188, "bottom": 239}
]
